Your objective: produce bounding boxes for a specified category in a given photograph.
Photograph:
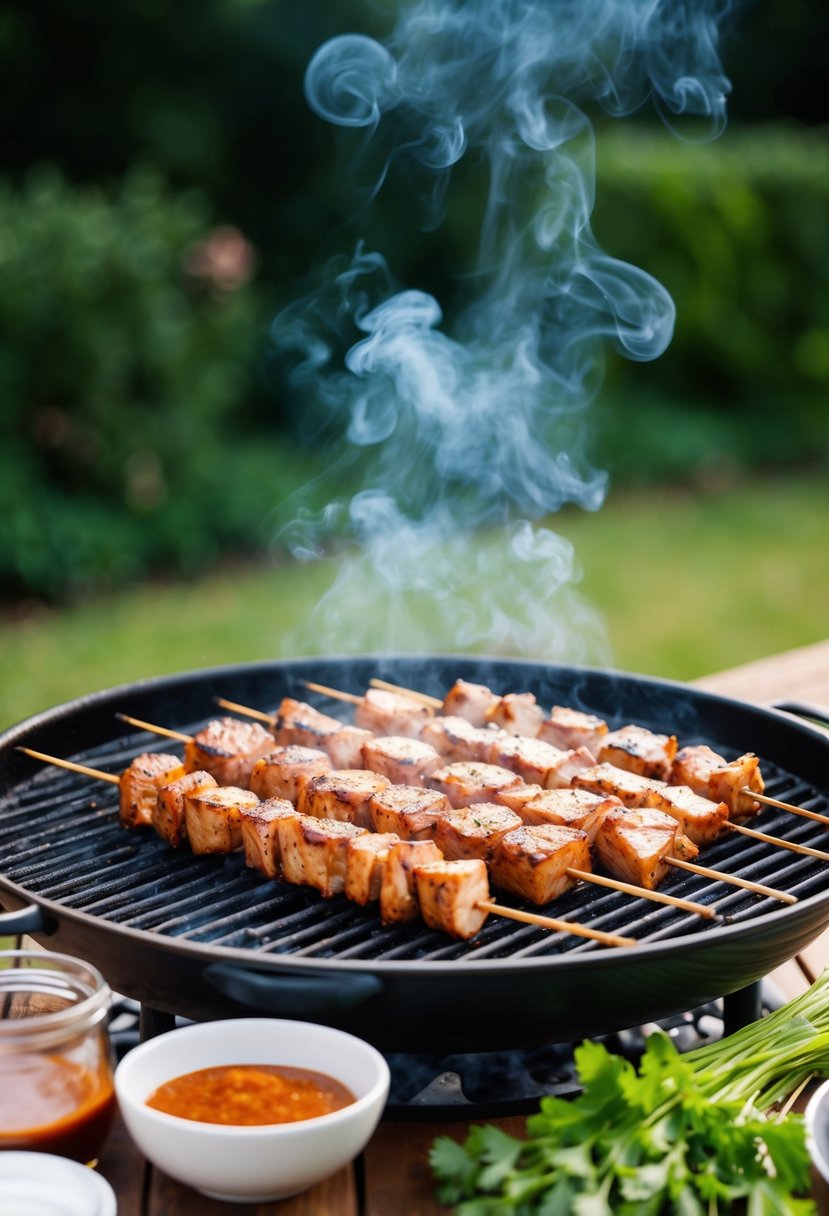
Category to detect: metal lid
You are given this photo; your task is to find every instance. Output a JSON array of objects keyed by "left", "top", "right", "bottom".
[{"left": 0, "top": 1153, "right": 117, "bottom": 1216}]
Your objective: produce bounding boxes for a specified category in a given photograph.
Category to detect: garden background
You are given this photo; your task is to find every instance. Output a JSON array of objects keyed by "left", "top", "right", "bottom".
[{"left": 1, "top": 0, "right": 827, "bottom": 729}]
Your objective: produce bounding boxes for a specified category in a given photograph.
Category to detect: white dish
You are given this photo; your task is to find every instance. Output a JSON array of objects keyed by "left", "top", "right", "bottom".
[
  {"left": 0, "top": 1152, "right": 117, "bottom": 1216},
  {"left": 114, "top": 1017, "right": 390, "bottom": 1203},
  {"left": 806, "top": 1078, "right": 829, "bottom": 1186}
]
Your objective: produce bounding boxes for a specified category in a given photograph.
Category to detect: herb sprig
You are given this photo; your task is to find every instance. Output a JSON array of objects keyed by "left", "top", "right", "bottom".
[{"left": 431, "top": 972, "right": 829, "bottom": 1214}]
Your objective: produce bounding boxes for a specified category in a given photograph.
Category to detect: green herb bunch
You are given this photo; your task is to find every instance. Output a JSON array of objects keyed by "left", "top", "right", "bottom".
[{"left": 432, "top": 972, "right": 829, "bottom": 1215}]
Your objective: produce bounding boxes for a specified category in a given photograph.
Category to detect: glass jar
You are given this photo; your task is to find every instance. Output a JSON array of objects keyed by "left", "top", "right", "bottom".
[{"left": 0, "top": 950, "right": 115, "bottom": 1162}]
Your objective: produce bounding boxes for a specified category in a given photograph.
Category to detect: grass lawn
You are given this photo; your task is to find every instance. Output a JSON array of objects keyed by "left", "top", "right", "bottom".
[{"left": 0, "top": 473, "right": 826, "bottom": 732}]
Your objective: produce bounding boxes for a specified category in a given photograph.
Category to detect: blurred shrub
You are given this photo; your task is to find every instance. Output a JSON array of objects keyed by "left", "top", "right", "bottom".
[
  {"left": 0, "top": 166, "right": 313, "bottom": 601},
  {"left": 591, "top": 123, "right": 829, "bottom": 481}
]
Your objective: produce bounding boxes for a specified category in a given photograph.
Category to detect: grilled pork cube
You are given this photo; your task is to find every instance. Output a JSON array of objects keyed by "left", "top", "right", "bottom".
[
  {"left": 270, "top": 698, "right": 343, "bottom": 749},
  {"left": 295, "top": 816, "right": 367, "bottom": 897},
  {"left": 249, "top": 746, "right": 332, "bottom": 804},
  {"left": 487, "top": 692, "right": 547, "bottom": 737},
  {"left": 598, "top": 724, "right": 677, "bottom": 781},
  {"left": 484, "top": 734, "right": 568, "bottom": 787},
  {"left": 545, "top": 746, "right": 599, "bottom": 789},
  {"left": 362, "top": 736, "right": 442, "bottom": 786},
  {"left": 442, "top": 680, "right": 500, "bottom": 726},
  {"left": 490, "top": 825, "right": 591, "bottom": 905},
  {"left": 572, "top": 762, "right": 655, "bottom": 807},
  {"left": 184, "top": 718, "right": 273, "bottom": 788},
  {"left": 153, "top": 770, "right": 217, "bottom": 846},
  {"left": 413, "top": 859, "right": 490, "bottom": 939},
  {"left": 120, "top": 752, "right": 186, "bottom": 829},
  {"left": 429, "top": 761, "right": 524, "bottom": 808},
  {"left": 519, "top": 788, "right": 623, "bottom": 841},
  {"left": 239, "top": 799, "right": 299, "bottom": 877},
  {"left": 538, "top": 706, "right": 608, "bottom": 754},
  {"left": 184, "top": 785, "right": 259, "bottom": 854},
  {"left": 672, "top": 745, "right": 764, "bottom": 819},
  {"left": 354, "top": 688, "right": 433, "bottom": 738},
  {"left": 323, "top": 726, "right": 375, "bottom": 769},
  {"left": 299, "top": 770, "right": 391, "bottom": 829},
  {"left": 593, "top": 805, "right": 697, "bottom": 890},
  {"left": 420, "top": 715, "right": 503, "bottom": 763},
  {"left": 643, "top": 783, "right": 729, "bottom": 846},
  {"left": 369, "top": 785, "right": 450, "bottom": 840},
  {"left": 379, "top": 839, "right": 443, "bottom": 923},
  {"left": 345, "top": 832, "right": 401, "bottom": 904},
  {"left": 433, "top": 803, "right": 522, "bottom": 862},
  {"left": 494, "top": 783, "right": 546, "bottom": 814}
]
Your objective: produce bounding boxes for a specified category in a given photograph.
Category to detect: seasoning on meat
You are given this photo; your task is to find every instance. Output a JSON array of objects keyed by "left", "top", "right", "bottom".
[
  {"left": 249, "top": 745, "right": 332, "bottom": 803},
  {"left": 299, "top": 769, "right": 391, "bottom": 829},
  {"left": 379, "top": 839, "right": 443, "bottom": 923},
  {"left": 239, "top": 799, "right": 299, "bottom": 878},
  {"left": 598, "top": 724, "right": 677, "bottom": 782},
  {"left": 433, "top": 803, "right": 522, "bottom": 862},
  {"left": 420, "top": 715, "right": 503, "bottom": 762},
  {"left": 672, "top": 745, "right": 764, "bottom": 819},
  {"left": 429, "top": 761, "right": 524, "bottom": 807},
  {"left": 354, "top": 688, "right": 434, "bottom": 738},
  {"left": 538, "top": 706, "right": 608, "bottom": 754},
  {"left": 294, "top": 816, "right": 368, "bottom": 898},
  {"left": 119, "top": 752, "right": 186, "bottom": 829},
  {"left": 153, "top": 769, "right": 217, "bottom": 846},
  {"left": 518, "top": 788, "right": 623, "bottom": 841},
  {"left": 361, "top": 735, "right": 443, "bottom": 786},
  {"left": 344, "top": 832, "right": 401, "bottom": 904},
  {"left": 413, "top": 858, "right": 490, "bottom": 939},
  {"left": 368, "top": 785, "right": 450, "bottom": 840},
  {"left": 184, "top": 717, "right": 273, "bottom": 788},
  {"left": 184, "top": 785, "right": 259, "bottom": 854},
  {"left": 592, "top": 805, "right": 698, "bottom": 890},
  {"left": 441, "top": 680, "right": 500, "bottom": 726},
  {"left": 487, "top": 691, "right": 547, "bottom": 737},
  {"left": 490, "top": 824, "right": 592, "bottom": 905}
]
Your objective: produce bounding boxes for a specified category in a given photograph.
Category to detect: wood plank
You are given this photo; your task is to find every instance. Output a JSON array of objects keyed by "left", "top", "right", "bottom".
[
  {"left": 363, "top": 1117, "right": 527, "bottom": 1216},
  {"left": 146, "top": 1163, "right": 357, "bottom": 1215},
  {"left": 693, "top": 639, "right": 829, "bottom": 717},
  {"left": 97, "top": 1113, "right": 147, "bottom": 1216}
]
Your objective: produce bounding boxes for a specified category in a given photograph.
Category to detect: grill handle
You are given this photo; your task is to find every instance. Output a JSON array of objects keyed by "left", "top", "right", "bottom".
[
  {"left": 773, "top": 700, "right": 829, "bottom": 730},
  {"left": 204, "top": 962, "right": 384, "bottom": 1015},
  {"left": 0, "top": 902, "right": 55, "bottom": 936}
]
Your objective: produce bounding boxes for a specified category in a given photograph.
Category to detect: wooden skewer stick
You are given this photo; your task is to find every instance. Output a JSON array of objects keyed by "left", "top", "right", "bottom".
[
  {"left": 115, "top": 713, "right": 192, "bottom": 743},
  {"left": 215, "top": 697, "right": 276, "bottom": 725},
  {"left": 19, "top": 746, "right": 633, "bottom": 948},
  {"left": 566, "top": 867, "right": 717, "bottom": 918},
  {"left": 370, "top": 678, "right": 441, "bottom": 707},
  {"left": 17, "top": 747, "right": 120, "bottom": 785},
  {"left": 304, "top": 682, "right": 363, "bottom": 706},
  {"left": 367, "top": 679, "right": 814, "bottom": 823},
  {"left": 665, "top": 856, "right": 797, "bottom": 904},
  {"left": 724, "top": 820, "right": 829, "bottom": 863},
  {"left": 476, "top": 900, "right": 636, "bottom": 948}
]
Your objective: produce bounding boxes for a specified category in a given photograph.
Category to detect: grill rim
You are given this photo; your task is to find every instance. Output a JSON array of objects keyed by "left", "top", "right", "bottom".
[{"left": 2, "top": 653, "right": 829, "bottom": 976}]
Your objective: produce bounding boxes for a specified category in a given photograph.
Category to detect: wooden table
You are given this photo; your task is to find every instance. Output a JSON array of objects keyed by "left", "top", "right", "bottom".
[{"left": 95, "top": 641, "right": 829, "bottom": 1215}]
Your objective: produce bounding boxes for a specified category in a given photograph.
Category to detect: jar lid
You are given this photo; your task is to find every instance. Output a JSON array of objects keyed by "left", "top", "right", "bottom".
[{"left": 0, "top": 1152, "right": 117, "bottom": 1216}]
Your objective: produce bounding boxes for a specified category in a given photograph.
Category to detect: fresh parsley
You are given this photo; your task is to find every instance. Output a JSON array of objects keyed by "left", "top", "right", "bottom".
[{"left": 432, "top": 972, "right": 829, "bottom": 1214}]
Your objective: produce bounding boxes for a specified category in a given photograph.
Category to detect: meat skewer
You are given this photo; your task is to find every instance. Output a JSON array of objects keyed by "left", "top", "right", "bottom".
[
  {"left": 367, "top": 677, "right": 820, "bottom": 826},
  {"left": 17, "top": 746, "right": 636, "bottom": 948},
  {"left": 116, "top": 715, "right": 727, "bottom": 916},
  {"left": 212, "top": 697, "right": 799, "bottom": 904}
]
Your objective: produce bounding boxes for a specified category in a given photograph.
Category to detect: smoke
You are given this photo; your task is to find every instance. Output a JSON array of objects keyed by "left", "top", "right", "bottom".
[{"left": 272, "top": 0, "right": 732, "bottom": 661}]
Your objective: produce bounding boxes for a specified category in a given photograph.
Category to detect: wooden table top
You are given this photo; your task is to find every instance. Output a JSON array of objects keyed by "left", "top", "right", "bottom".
[{"left": 92, "top": 641, "right": 829, "bottom": 1215}]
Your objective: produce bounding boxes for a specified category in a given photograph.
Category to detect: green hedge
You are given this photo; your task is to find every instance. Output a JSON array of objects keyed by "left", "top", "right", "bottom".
[{"left": 590, "top": 123, "right": 829, "bottom": 480}]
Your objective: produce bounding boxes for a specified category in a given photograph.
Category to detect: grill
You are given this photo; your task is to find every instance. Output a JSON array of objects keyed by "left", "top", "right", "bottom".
[{"left": 2, "top": 656, "right": 829, "bottom": 1053}]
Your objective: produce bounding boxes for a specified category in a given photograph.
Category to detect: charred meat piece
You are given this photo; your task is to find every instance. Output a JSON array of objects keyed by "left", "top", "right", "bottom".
[
  {"left": 643, "top": 783, "right": 729, "bottom": 846},
  {"left": 593, "top": 805, "right": 697, "bottom": 891},
  {"left": 120, "top": 753, "right": 186, "bottom": 829},
  {"left": 299, "top": 770, "right": 391, "bottom": 829},
  {"left": 368, "top": 785, "right": 450, "bottom": 840},
  {"left": 487, "top": 692, "right": 546, "bottom": 737},
  {"left": 519, "top": 788, "right": 623, "bottom": 841},
  {"left": 184, "top": 718, "right": 273, "bottom": 788},
  {"left": 239, "top": 799, "right": 299, "bottom": 877},
  {"left": 538, "top": 706, "right": 608, "bottom": 754},
  {"left": 672, "top": 745, "right": 764, "bottom": 820},
  {"left": 433, "top": 803, "right": 522, "bottom": 862},
  {"left": 419, "top": 715, "right": 503, "bottom": 763},
  {"left": 429, "top": 761, "right": 524, "bottom": 808},
  {"left": 153, "top": 770, "right": 217, "bottom": 846},
  {"left": 345, "top": 832, "right": 401, "bottom": 905},
  {"left": 380, "top": 839, "right": 444, "bottom": 923},
  {"left": 323, "top": 725, "right": 375, "bottom": 770},
  {"left": 361, "top": 735, "right": 443, "bottom": 786},
  {"left": 484, "top": 734, "right": 569, "bottom": 787},
  {"left": 544, "top": 746, "right": 599, "bottom": 789},
  {"left": 294, "top": 816, "right": 367, "bottom": 898},
  {"left": 354, "top": 688, "right": 433, "bottom": 738},
  {"left": 184, "top": 785, "right": 259, "bottom": 854},
  {"left": 271, "top": 698, "right": 342, "bottom": 748},
  {"left": 572, "top": 762, "right": 656, "bottom": 807},
  {"left": 494, "top": 783, "right": 545, "bottom": 814},
  {"left": 413, "top": 859, "right": 490, "bottom": 939},
  {"left": 441, "top": 680, "right": 500, "bottom": 726},
  {"left": 490, "top": 825, "right": 592, "bottom": 905},
  {"left": 598, "top": 724, "right": 677, "bottom": 782},
  {"left": 249, "top": 746, "right": 332, "bottom": 804}
]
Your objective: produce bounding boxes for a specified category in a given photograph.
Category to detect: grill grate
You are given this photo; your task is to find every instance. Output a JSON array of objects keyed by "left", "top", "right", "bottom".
[{"left": 2, "top": 718, "right": 829, "bottom": 964}]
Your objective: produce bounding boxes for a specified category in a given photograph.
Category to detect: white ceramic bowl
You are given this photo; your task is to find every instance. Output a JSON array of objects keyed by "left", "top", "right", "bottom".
[
  {"left": 806, "top": 1078, "right": 829, "bottom": 1187},
  {"left": 114, "top": 1018, "right": 390, "bottom": 1203}
]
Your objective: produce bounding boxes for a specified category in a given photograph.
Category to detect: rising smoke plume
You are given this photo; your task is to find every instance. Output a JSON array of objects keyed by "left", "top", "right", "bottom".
[{"left": 273, "top": 0, "right": 732, "bottom": 661}]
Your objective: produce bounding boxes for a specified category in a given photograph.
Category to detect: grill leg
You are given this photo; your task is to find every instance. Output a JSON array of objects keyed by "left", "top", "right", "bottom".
[
  {"left": 139, "top": 1004, "right": 177, "bottom": 1042},
  {"left": 722, "top": 981, "right": 762, "bottom": 1037}
]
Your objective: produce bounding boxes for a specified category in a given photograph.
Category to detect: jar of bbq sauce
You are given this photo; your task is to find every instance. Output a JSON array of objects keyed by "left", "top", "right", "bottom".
[{"left": 0, "top": 950, "right": 116, "bottom": 1162}]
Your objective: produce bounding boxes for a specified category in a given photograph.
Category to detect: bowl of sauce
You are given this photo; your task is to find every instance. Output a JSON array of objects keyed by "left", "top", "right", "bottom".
[
  {"left": 114, "top": 1018, "right": 390, "bottom": 1202},
  {"left": 0, "top": 950, "right": 115, "bottom": 1163}
]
